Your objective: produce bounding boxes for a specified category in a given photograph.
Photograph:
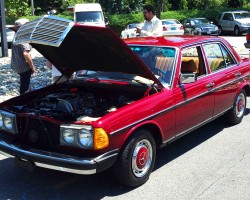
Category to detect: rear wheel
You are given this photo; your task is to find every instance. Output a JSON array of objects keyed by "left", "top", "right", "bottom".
[
  {"left": 113, "top": 130, "right": 156, "bottom": 187},
  {"left": 225, "top": 89, "right": 246, "bottom": 124},
  {"left": 234, "top": 26, "right": 241, "bottom": 36}
]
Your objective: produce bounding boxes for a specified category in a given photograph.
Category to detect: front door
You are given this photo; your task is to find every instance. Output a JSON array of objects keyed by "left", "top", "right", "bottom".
[{"left": 173, "top": 45, "right": 214, "bottom": 136}]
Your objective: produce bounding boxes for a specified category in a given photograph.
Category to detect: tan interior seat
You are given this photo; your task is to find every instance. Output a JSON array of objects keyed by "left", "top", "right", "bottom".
[
  {"left": 181, "top": 59, "right": 198, "bottom": 73},
  {"left": 155, "top": 57, "right": 174, "bottom": 82},
  {"left": 210, "top": 58, "right": 224, "bottom": 71},
  {"left": 155, "top": 57, "right": 174, "bottom": 72}
]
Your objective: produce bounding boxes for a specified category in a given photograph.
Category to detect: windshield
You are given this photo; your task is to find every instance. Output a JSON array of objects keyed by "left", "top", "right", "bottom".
[
  {"left": 128, "top": 23, "right": 141, "bottom": 29},
  {"left": 162, "top": 20, "right": 180, "bottom": 25},
  {"left": 234, "top": 12, "right": 250, "bottom": 19},
  {"left": 130, "top": 46, "right": 176, "bottom": 86},
  {"left": 193, "top": 18, "right": 210, "bottom": 25},
  {"left": 75, "top": 11, "right": 103, "bottom": 23}
]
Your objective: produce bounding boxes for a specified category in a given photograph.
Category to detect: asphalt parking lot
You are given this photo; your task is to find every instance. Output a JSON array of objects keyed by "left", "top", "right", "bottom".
[{"left": 0, "top": 36, "right": 250, "bottom": 200}]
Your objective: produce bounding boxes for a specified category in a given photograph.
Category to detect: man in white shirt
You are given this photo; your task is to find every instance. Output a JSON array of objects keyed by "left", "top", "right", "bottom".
[{"left": 136, "top": 5, "right": 163, "bottom": 37}]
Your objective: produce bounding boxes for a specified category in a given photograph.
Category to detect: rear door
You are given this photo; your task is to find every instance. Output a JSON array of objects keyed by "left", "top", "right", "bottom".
[{"left": 202, "top": 42, "right": 239, "bottom": 117}]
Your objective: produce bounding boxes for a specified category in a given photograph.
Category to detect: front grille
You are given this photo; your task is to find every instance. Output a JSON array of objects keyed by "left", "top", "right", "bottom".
[
  {"left": 23, "top": 119, "right": 60, "bottom": 151},
  {"left": 14, "top": 16, "right": 74, "bottom": 47}
]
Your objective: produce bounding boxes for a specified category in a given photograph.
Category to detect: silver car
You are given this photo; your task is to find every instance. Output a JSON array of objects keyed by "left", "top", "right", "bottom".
[
  {"left": 0, "top": 27, "right": 15, "bottom": 47},
  {"left": 217, "top": 11, "right": 250, "bottom": 36}
]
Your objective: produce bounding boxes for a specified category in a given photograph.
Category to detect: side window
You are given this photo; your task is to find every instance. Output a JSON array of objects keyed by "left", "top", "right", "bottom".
[
  {"left": 203, "top": 43, "right": 236, "bottom": 72},
  {"left": 222, "top": 14, "right": 228, "bottom": 20},
  {"left": 180, "top": 46, "right": 206, "bottom": 82},
  {"left": 221, "top": 45, "right": 236, "bottom": 67},
  {"left": 223, "top": 13, "right": 232, "bottom": 20}
]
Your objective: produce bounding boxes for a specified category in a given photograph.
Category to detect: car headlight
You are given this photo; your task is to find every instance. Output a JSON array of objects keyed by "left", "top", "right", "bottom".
[
  {"left": 60, "top": 124, "right": 95, "bottom": 149},
  {"left": 78, "top": 129, "right": 93, "bottom": 148},
  {"left": 62, "top": 129, "right": 75, "bottom": 144},
  {"left": 0, "top": 110, "right": 17, "bottom": 134},
  {"left": 4, "top": 117, "right": 13, "bottom": 130},
  {"left": 214, "top": 26, "right": 218, "bottom": 31},
  {"left": 195, "top": 27, "right": 201, "bottom": 32},
  {"left": 60, "top": 125, "right": 109, "bottom": 149}
]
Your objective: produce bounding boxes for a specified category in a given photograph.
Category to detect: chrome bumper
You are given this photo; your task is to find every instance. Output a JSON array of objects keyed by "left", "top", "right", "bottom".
[{"left": 0, "top": 140, "right": 118, "bottom": 175}]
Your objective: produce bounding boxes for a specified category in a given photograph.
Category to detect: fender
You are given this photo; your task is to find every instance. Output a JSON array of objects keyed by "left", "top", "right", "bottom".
[{"left": 122, "top": 120, "right": 164, "bottom": 146}]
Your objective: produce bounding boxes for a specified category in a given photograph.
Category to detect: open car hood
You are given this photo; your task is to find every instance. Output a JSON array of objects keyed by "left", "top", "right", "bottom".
[{"left": 13, "top": 16, "right": 162, "bottom": 87}]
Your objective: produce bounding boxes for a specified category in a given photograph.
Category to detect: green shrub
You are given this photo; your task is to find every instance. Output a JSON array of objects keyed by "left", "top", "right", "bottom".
[{"left": 6, "top": 7, "right": 250, "bottom": 36}]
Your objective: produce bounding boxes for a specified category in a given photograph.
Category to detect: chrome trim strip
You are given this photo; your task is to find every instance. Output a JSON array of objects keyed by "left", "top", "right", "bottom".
[
  {"left": 0, "top": 140, "right": 95, "bottom": 165},
  {"left": 110, "top": 72, "right": 250, "bottom": 135},
  {"left": 165, "top": 117, "right": 213, "bottom": 144},
  {"left": 14, "top": 16, "right": 74, "bottom": 47},
  {"left": 4, "top": 152, "right": 96, "bottom": 175},
  {"left": 162, "top": 108, "right": 231, "bottom": 145},
  {"left": 213, "top": 107, "right": 231, "bottom": 119},
  {"left": 0, "top": 140, "right": 119, "bottom": 174},
  {"left": 34, "top": 162, "right": 96, "bottom": 175}
]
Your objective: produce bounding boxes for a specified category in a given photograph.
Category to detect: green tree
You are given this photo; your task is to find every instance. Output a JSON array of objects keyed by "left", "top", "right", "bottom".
[
  {"left": 5, "top": 0, "right": 31, "bottom": 17},
  {"left": 179, "top": 0, "right": 188, "bottom": 10}
]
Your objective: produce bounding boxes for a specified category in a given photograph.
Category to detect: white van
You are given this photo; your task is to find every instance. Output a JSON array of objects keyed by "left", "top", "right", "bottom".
[{"left": 74, "top": 3, "right": 105, "bottom": 26}]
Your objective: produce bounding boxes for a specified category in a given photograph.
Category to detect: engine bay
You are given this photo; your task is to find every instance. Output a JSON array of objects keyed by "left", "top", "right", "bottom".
[{"left": 11, "top": 85, "right": 141, "bottom": 121}]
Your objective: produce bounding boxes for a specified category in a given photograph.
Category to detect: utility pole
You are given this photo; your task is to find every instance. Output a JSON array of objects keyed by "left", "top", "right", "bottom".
[
  {"left": 31, "top": 0, "right": 34, "bottom": 16},
  {"left": 0, "top": 0, "right": 8, "bottom": 57}
]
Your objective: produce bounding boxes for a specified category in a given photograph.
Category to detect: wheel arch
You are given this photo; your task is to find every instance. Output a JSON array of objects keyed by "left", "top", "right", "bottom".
[
  {"left": 121, "top": 121, "right": 164, "bottom": 151},
  {"left": 238, "top": 83, "right": 250, "bottom": 96}
]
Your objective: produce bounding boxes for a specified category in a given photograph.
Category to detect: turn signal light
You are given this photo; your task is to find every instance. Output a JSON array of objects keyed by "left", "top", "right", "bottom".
[{"left": 94, "top": 128, "right": 109, "bottom": 150}]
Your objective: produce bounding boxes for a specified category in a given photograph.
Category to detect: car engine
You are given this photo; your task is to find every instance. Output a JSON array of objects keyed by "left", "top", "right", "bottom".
[{"left": 12, "top": 91, "right": 135, "bottom": 121}]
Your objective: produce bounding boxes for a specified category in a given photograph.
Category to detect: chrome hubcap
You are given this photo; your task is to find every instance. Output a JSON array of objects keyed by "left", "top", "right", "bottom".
[
  {"left": 132, "top": 139, "right": 152, "bottom": 178},
  {"left": 236, "top": 93, "right": 245, "bottom": 118}
]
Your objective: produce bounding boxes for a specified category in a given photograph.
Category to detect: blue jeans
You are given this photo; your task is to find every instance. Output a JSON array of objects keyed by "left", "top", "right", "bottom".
[{"left": 18, "top": 69, "right": 32, "bottom": 94}]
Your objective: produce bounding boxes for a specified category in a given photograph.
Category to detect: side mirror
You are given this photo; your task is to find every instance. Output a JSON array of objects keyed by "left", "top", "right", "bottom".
[
  {"left": 105, "top": 17, "right": 109, "bottom": 25},
  {"left": 179, "top": 73, "right": 197, "bottom": 84}
]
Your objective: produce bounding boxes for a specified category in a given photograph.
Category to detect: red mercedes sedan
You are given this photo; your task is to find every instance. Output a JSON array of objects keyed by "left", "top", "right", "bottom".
[{"left": 0, "top": 16, "right": 249, "bottom": 187}]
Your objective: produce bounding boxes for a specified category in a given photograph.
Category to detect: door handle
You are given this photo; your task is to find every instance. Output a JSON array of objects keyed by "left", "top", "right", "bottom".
[
  {"left": 235, "top": 72, "right": 241, "bottom": 77},
  {"left": 206, "top": 83, "right": 215, "bottom": 88}
]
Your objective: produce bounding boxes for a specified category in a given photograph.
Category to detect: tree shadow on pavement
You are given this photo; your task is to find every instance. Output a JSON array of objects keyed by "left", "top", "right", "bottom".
[{"left": 0, "top": 112, "right": 248, "bottom": 200}]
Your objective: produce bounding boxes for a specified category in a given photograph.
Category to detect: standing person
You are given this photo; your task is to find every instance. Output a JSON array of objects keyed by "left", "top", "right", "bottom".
[
  {"left": 46, "top": 60, "right": 66, "bottom": 83},
  {"left": 136, "top": 5, "right": 163, "bottom": 37},
  {"left": 11, "top": 18, "right": 35, "bottom": 94}
]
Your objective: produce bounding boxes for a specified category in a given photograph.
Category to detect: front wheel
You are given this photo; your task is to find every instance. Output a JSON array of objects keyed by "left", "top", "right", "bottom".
[
  {"left": 113, "top": 130, "right": 156, "bottom": 187},
  {"left": 225, "top": 89, "right": 246, "bottom": 124},
  {"left": 218, "top": 26, "right": 223, "bottom": 35}
]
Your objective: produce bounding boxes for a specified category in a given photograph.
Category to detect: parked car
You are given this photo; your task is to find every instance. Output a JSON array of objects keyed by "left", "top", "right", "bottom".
[
  {"left": 0, "top": 16, "right": 250, "bottom": 187},
  {"left": 217, "top": 10, "right": 250, "bottom": 36},
  {"left": 161, "top": 19, "right": 184, "bottom": 35},
  {"left": 121, "top": 23, "right": 143, "bottom": 39},
  {"left": 0, "top": 27, "right": 15, "bottom": 47},
  {"left": 183, "top": 18, "right": 219, "bottom": 35}
]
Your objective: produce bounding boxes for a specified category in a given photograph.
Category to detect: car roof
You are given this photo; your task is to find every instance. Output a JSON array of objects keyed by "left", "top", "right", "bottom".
[
  {"left": 222, "top": 10, "right": 249, "bottom": 13},
  {"left": 124, "top": 35, "right": 223, "bottom": 48},
  {"left": 161, "top": 19, "right": 179, "bottom": 21},
  {"left": 186, "top": 18, "right": 207, "bottom": 20}
]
